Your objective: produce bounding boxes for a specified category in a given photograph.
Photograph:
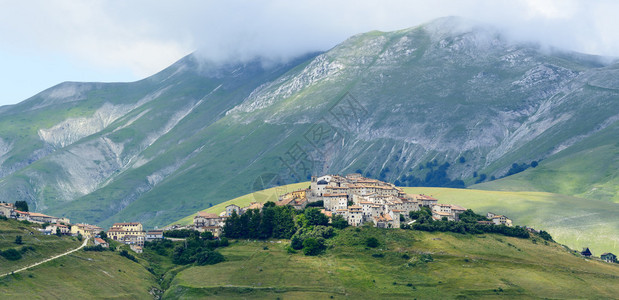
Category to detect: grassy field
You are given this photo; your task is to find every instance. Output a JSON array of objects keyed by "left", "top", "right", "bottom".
[
  {"left": 0, "top": 249, "right": 158, "bottom": 299},
  {"left": 0, "top": 218, "right": 82, "bottom": 275},
  {"left": 165, "top": 227, "right": 619, "bottom": 299},
  {"left": 170, "top": 182, "right": 310, "bottom": 226},
  {"left": 473, "top": 138, "right": 619, "bottom": 203},
  {"left": 402, "top": 187, "right": 619, "bottom": 256}
]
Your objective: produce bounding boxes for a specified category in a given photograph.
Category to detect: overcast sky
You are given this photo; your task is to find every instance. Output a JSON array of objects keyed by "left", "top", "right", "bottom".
[{"left": 1, "top": 0, "right": 618, "bottom": 106}]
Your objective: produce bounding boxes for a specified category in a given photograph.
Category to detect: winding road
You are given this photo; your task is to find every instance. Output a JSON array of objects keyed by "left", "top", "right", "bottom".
[{"left": 0, "top": 237, "right": 89, "bottom": 278}]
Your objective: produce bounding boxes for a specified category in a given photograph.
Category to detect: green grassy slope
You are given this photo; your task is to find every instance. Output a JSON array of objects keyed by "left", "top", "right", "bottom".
[
  {"left": 0, "top": 250, "right": 157, "bottom": 299},
  {"left": 0, "top": 219, "right": 81, "bottom": 275},
  {"left": 165, "top": 228, "right": 619, "bottom": 299},
  {"left": 402, "top": 187, "right": 619, "bottom": 255},
  {"left": 473, "top": 121, "right": 619, "bottom": 203},
  {"left": 172, "top": 183, "right": 618, "bottom": 255}
]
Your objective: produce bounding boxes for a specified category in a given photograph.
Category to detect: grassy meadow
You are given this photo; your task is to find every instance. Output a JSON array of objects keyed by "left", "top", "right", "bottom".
[
  {"left": 402, "top": 187, "right": 619, "bottom": 255},
  {"left": 0, "top": 218, "right": 82, "bottom": 275},
  {"left": 164, "top": 227, "right": 619, "bottom": 299},
  {"left": 0, "top": 249, "right": 158, "bottom": 299}
]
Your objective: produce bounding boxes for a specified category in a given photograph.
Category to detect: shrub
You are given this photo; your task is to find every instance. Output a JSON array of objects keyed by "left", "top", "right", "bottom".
[
  {"left": 15, "top": 236, "right": 22, "bottom": 245},
  {"left": 366, "top": 237, "right": 380, "bottom": 248},
  {"left": 371, "top": 253, "right": 384, "bottom": 258},
  {"left": 194, "top": 250, "right": 225, "bottom": 266},
  {"left": 539, "top": 230, "right": 553, "bottom": 241},
  {"left": 119, "top": 249, "right": 137, "bottom": 262},
  {"left": 302, "top": 237, "right": 325, "bottom": 256},
  {"left": 1, "top": 249, "right": 22, "bottom": 261}
]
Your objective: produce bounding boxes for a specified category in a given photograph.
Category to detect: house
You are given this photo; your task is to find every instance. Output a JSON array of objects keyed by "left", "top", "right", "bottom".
[
  {"left": 225, "top": 204, "right": 241, "bottom": 216},
  {"left": 600, "top": 252, "right": 616, "bottom": 263},
  {"left": 130, "top": 245, "right": 143, "bottom": 253},
  {"left": 194, "top": 212, "right": 226, "bottom": 228},
  {"left": 198, "top": 226, "right": 222, "bottom": 237},
  {"left": 72, "top": 223, "right": 104, "bottom": 239},
  {"left": 94, "top": 237, "right": 109, "bottom": 248},
  {"left": 46, "top": 223, "right": 70, "bottom": 235},
  {"left": 581, "top": 247, "right": 592, "bottom": 257},
  {"left": 487, "top": 213, "right": 513, "bottom": 227},
  {"left": 145, "top": 230, "right": 164, "bottom": 241},
  {"left": 14, "top": 211, "right": 59, "bottom": 224},
  {"left": 0, "top": 202, "right": 16, "bottom": 218},
  {"left": 243, "top": 202, "right": 264, "bottom": 212},
  {"left": 121, "top": 234, "right": 145, "bottom": 246},
  {"left": 108, "top": 222, "right": 145, "bottom": 243}
]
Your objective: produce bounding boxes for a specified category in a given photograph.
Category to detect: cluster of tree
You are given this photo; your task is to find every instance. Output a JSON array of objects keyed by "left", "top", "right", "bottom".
[
  {"left": 163, "top": 229, "right": 200, "bottom": 238},
  {"left": 503, "top": 161, "right": 538, "bottom": 178},
  {"left": 223, "top": 204, "right": 348, "bottom": 256},
  {"left": 0, "top": 246, "right": 34, "bottom": 261},
  {"left": 395, "top": 162, "right": 465, "bottom": 188},
  {"left": 144, "top": 230, "right": 228, "bottom": 266},
  {"left": 170, "top": 236, "right": 226, "bottom": 266},
  {"left": 14, "top": 201, "right": 28, "bottom": 212},
  {"left": 406, "top": 209, "right": 530, "bottom": 239},
  {"left": 119, "top": 249, "right": 137, "bottom": 262},
  {"left": 538, "top": 230, "right": 553, "bottom": 241},
  {"left": 290, "top": 225, "right": 335, "bottom": 255},
  {"left": 223, "top": 203, "right": 298, "bottom": 239}
]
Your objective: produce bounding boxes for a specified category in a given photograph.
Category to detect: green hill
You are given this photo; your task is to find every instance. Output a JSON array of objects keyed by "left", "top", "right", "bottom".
[
  {"left": 173, "top": 183, "right": 618, "bottom": 255},
  {"left": 0, "top": 218, "right": 81, "bottom": 275},
  {"left": 473, "top": 121, "right": 619, "bottom": 203},
  {"left": 2, "top": 217, "right": 618, "bottom": 299},
  {"left": 164, "top": 228, "right": 619, "bottom": 299}
]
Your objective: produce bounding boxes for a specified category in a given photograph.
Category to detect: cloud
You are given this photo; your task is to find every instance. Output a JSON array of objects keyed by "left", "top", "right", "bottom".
[{"left": 0, "top": 0, "right": 618, "bottom": 104}]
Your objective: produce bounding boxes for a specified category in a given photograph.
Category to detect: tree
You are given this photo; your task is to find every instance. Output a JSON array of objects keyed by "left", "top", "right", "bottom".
[
  {"left": 200, "top": 231, "right": 214, "bottom": 240},
  {"left": 77, "top": 233, "right": 83, "bottom": 242},
  {"left": 15, "top": 236, "right": 22, "bottom": 245},
  {"left": 539, "top": 230, "right": 553, "bottom": 241},
  {"left": 366, "top": 237, "right": 380, "bottom": 248},
  {"left": 302, "top": 237, "right": 325, "bottom": 256},
  {"left": 458, "top": 157, "right": 466, "bottom": 164},
  {"left": 531, "top": 161, "right": 538, "bottom": 168},
  {"left": 14, "top": 201, "right": 28, "bottom": 212},
  {"left": 99, "top": 231, "right": 108, "bottom": 240},
  {"left": 1, "top": 248, "right": 22, "bottom": 261},
  {"left": 331, "top": 215, "right": 348, "bottom": 229},
  {"left": 56, "top": 228, "right": 62, "bottom": 237},
  {"left": 303, "top": 208, "right": 329, "bottom": 227}
]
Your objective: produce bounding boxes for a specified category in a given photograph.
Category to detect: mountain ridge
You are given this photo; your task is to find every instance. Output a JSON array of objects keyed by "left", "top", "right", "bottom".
[{"left": 0, "top": 17, "right": 616, "bottom": 228}]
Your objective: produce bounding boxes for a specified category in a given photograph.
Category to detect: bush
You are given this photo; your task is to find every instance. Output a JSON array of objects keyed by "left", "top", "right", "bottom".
[
  {"left": 291, "top": 236, "right": 304, "bottom": 250},
  {"left": 366, "top": 237, "right": 380, "bottom": 248},
  {"left": 164, "top": 229, "right": 199, "bottom": 238},
  {"left": 1, "top": 249, "right": 22, "bottom": 261},
  {"left": 539, "top": 230, "right": 553, "bottom": 241},
  {"left": 194, "top": 250, "right": 225, "bottom": 266},
  {"left": 15, "top": 236, "right": 22, "bottom": 245},
  {"left": 84, "top": 245, "right": 107, "bottom": 252},
  {"left": 331, "top": 214, "right": 349, "bottom": 229},
  {"left": 119, "top": 249, "right": 137, "bottom": 262},
  {"left": 302, "top": 237, "right": 325, "bottom": 256},
  {"left": 372, "top": 253, "right": 384, "bottom": 258}
]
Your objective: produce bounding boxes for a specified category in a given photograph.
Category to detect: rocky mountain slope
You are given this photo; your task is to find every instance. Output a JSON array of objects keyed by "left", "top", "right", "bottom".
[{"left": 0, "top": 17, "right": 617, "bottom": 227}]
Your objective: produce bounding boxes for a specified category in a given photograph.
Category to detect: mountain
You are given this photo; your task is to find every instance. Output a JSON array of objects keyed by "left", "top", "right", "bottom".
[{"left": 0, "top": 17, "right": 617, "bottom": 228}]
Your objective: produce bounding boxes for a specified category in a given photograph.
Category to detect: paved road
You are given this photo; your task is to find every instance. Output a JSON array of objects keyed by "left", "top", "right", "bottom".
[{"left": 0, "top": 237, "right": 89, "bottom": 278}]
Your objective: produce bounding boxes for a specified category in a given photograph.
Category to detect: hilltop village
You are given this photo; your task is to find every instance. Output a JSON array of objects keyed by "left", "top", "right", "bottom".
[
  {"left": 1, "top": 173, "right": 615, "bottom": 264},
  {"left": 185, "top": 174, "right": 513, "bottom": 235}
]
